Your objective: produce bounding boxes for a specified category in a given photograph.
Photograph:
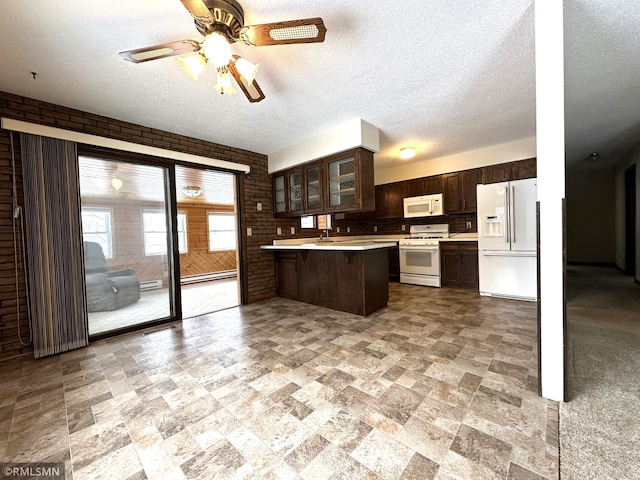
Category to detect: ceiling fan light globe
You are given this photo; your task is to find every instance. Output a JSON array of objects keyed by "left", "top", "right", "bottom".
[
  {"left": 202, "top": 33, "right": 233, "bottom": 67},
  {"left": 234, "top": 57, "right": 259, "bottom": 84},
  {"left": 177, "top": 53, "right": 206, "bottom": 80},
  {"left": 214, "top": 70, "right": 236, "bottom": 95},
  {"left": 111, "top": 178, "right": 123, "bottom": 191}
]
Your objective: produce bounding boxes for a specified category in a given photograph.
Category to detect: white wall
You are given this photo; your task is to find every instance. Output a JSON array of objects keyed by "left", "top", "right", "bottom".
[
  {"left": 375, "top": 137, "right": 537, "bottom": 185},
  {"left": 268, "top": 119, "right": 380, "bottom": 173},
  {"left": 536, "top": 0, "right": 565, "bottom": 402},
  {"left": 566, "top": 168, "right": 616, "bottom": 264},
  {"left": 614, "top": 139, "right": 640, "bottom": 279}
]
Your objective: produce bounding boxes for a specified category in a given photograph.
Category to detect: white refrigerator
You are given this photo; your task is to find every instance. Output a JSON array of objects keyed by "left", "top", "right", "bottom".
[{"left": 476, "top": 178, "right": 537, "bottom": 301}]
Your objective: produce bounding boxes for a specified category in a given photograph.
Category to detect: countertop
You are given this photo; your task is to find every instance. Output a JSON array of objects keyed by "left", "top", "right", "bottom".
[
  {"left": 261, "top": 232, "right": 477, "bottom": 251},
  {"left": 260, "top": 239, "right": 398, "bottom": 251},
  {"left": 439, "top": 233, "right": 478, "bottom": 242}
]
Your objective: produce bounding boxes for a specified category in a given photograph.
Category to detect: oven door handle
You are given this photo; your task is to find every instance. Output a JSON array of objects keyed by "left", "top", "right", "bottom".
[{"left": 399, "top": 245, "right": 440, "bottom": 250}]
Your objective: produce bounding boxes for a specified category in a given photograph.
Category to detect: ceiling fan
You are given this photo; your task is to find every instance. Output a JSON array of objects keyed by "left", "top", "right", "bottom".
[{"left": 119, "top": 0, "right": 327, "bottom": 103}]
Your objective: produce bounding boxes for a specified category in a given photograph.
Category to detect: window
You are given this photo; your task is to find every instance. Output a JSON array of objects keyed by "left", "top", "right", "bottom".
[
  {"left": 177, "top": 211, "right": 187, "bottom": 253},
  {"left": 300, "top": 216, "right": 316, "bottom": 229},
  {"left": 81, "top": 207, "right": 113, "bottom": 258},
  {"left": 143, "top": 209, "right": 170, "bottom": 256},
  {"left": 300, "top": 214, "right": 331, "bottom": 230},
  {"left": 208, "top": 212, "right": 236, "bottom": 251}
]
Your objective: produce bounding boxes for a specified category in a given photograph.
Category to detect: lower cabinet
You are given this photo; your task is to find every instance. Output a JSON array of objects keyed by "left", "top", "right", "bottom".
[
  {"left": 388, "top": 245, "right": 400, "bottom": 282},
  {"left": 275, "top": 252, "right": 298, "bottom": 300},
  {"left": 275, "top": 249, "right": 389, "bottom": 316},
  {"left": 440, "top": 242, "right": 479, "bottom": 290}
]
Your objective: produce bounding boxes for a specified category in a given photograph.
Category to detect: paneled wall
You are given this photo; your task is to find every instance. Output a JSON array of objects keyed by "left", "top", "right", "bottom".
[
  {"left": 177, "top": 203, "right": 236, "bottom": 277},
  {"left": 0, "top": 90, "right": 300, "bottom": 360}
]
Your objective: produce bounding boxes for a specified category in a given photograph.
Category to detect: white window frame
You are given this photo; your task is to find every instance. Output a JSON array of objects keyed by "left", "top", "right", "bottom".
[
  {"left": 142, "top": 208, "right": 170, "bottom": 256},
  {"left": 208, "top": 212, "right": 237, "bottom": 251},
  {"left": 81, "top": 207, "right": 114, "bottom": 259},
  {"left": 177, "top": 211, "right": 188, "bottom": 254}
]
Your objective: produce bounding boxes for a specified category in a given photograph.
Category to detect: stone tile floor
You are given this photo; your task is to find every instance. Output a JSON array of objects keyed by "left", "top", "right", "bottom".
[{"left": 0, "top": 283, "right": 559, "bottom": 479}]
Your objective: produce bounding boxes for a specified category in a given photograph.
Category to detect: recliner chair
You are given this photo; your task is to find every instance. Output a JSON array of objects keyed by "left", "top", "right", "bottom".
[{"left": 84, "top": 241, "right": 141, "bottom": 312}]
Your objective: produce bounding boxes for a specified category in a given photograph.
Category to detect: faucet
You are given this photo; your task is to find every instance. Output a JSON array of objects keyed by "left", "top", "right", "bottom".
[{"left": 319, "top": 228, "right": 330, "bottom": 242}]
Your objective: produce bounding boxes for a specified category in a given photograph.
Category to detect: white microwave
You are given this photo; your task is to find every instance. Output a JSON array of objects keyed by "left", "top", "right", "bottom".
[{"left": 403, "top": 193, "right": 444, "bottom": 218}]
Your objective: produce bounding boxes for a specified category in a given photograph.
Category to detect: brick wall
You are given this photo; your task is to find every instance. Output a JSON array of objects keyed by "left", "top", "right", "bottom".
[
  {"left": 332, "top": 212, "right": 477, "bottom": 236},
  {"left": 0, "top": 90, "right": 303, "bottom": 360}
]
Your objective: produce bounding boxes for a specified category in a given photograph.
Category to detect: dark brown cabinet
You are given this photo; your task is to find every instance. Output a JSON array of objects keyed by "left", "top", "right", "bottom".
[
  {"left": 440, "top": 242, "right": 478, "bottom": 290},
  {"left": 443, "top": 168, "right": 482, "bottom": 213},
  {"left": 388, "top": 245, "right": 399, "bottom": 282},
  {"left": 272, "top": 148, "right": 374, "bottom": 217},
  {"left": 403, "top": 176, "right": 441, "bottom": 197},
  {"left": 511, "top": 157, "right": 536, "bottom": 180},
  {"left": 275, "top": 252, "right": 298, "bottom": 299},
  {"left": 325, "top": 148, "right": 375, "bottom": 214},
  {"left": 373, "top": 182, "right": 404, "bottom": 218},
  {"left": 482, "top": 163, "right": 512, "bottom": 184},
  {"left": 482, "top": 158, "right": 537, "bottom": 184}
]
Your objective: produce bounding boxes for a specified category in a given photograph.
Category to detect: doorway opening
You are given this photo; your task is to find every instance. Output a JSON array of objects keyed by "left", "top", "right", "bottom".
[
  {"left": 176, "top": 166, "right": 239, "bottom": 318},
  {"left": 625, "top": 164, "right": 636, "bottom": 276}
]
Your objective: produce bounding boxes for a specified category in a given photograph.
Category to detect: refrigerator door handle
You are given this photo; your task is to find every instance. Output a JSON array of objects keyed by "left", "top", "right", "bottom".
[
  {"left": 510, "top": 185, "right": 516, "bottom": 243},
  {"left": 504, "top": 187, "right": 510, "bottom": 243}
]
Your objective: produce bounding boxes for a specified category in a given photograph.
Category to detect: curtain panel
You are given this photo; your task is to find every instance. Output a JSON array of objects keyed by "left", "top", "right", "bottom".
[{"left": 20, "top": 133, "right": 88, "bottom": 358}]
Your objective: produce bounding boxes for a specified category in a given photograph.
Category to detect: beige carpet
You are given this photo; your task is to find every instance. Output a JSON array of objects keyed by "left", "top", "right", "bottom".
[{"left": 561, "top": 265, "right": 640, "bottom": 480}]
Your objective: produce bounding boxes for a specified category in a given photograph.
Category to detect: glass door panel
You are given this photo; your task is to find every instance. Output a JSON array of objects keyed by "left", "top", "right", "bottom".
[{"left": 79, "top": 156, "right": 176, "bottom": 336}]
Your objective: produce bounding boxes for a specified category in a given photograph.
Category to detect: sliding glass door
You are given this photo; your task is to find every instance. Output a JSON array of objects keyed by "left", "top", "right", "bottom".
[{"left": 78, "top": 156, "right": 177, "bottom": 336}]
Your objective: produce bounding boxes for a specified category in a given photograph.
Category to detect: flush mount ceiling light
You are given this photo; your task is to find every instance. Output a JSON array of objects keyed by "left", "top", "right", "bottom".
[
  {"left": 400, "top": 147, "right": 415, "bottom": 159},
  {"left": 182, "top": 185, "right": 203, "bottom": 198},
  {"left": 119, "top": 0, "right": 327, "bottom": 103}
]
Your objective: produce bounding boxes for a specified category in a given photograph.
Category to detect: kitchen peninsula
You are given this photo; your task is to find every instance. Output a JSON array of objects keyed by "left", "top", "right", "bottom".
[{"left": 261, "top": 240, "right": 397, "bottom": 316}]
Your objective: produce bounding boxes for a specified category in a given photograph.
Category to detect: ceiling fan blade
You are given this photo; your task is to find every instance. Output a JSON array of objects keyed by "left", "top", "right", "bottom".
[
  {"left": 180, "top": 0, "right": 214, "bottom": 24},
  {"left": 228, "top": 57, "right": 265, "bottom": 103},
  {"left": 240, "top": 18, "right": 326, "bottom": 46},
  {"left": 119, "top": 40, "right": 200, "bottom": 63}
]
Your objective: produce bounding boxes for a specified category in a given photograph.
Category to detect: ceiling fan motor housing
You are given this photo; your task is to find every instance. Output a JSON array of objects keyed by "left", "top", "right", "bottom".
[{"left": 195, "top": 0, "right": 245, "bottom": 41}]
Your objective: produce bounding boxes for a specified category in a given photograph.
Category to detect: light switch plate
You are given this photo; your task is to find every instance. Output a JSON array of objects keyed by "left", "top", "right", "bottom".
[
  {"left": 373, "top": 226, "right": 378, "bottom": 232},
  {"left": 277, "top": 227, "right": 282, "bottom": 235},
  {"left": 347, "top": 227, "right": 351, "bottom": 233},
  {"left": 247, "top": 227, "right": 252, "bottom": 236},
  {"left": 401, "top": 225, "right": 406, "bottom": 231},
  {"left": 336, "top": 227, "right": 340, "bottom": 233},
  {"left": 257, "top": 202, "right": 262, "bottom": 211},
  {"left": 290, "top": 227, "right": 295, "bottom": 234}
]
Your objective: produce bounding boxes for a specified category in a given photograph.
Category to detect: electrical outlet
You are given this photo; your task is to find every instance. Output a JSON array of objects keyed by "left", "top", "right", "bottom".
[
  {"left": 347, "top": 227, "right": 351, "bottom": 233},
  {"left": 277, "top": 227, "right": 282, "bottom": 235},
  {"left": 257, "top": 202, "right": 262, "bottom": 211},
  {"left": 290, "top": 227, "right": 295, "bottom": 234},
  {"left": 466, "top": 221, "right": 472, "bottom": 229},
  {"left": 373, "top": 226, "right": 378, "bottom": 232},
  {"left": 247, "top": 227, "right": 252, "bottom": 236},
  {"left": 336, "top": 227, "right": 340, "bottom": 233},
  {"left": 401, "top": 224, "right": 406, "bottom": 231}
]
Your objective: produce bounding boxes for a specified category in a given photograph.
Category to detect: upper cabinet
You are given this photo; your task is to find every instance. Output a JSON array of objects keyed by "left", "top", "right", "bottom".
[
  {"left": 325, "top": 148, "right": 375, "bottom": 213},
  {"left": 273, "top": 173, "right": 287, "bottom": 215},
  {"left": 373, "top": 182, "right": 404, "bottom": 218},
  {"left": 482, "top": 157, "right": 536, "bottom": 184},
  {"left": 443, "top": 168, "right": 482, "bottom": 214},
  {"left": 403, "top": 175, "right": 442, "bottom": 197},
  {"left": 272, "top": 148, "right": 374, "bottom": 217}
]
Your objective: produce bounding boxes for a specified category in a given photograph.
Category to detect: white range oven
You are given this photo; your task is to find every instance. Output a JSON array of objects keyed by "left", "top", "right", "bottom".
[{"left": 399, "top": 224, "right": 449, "bottom": 287}]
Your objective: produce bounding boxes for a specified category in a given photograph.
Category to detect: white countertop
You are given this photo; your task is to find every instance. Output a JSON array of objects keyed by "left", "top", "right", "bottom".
[
  {"left": 261, "top": 240, "right": 398, "bottom": 251},
  {"left": 439, "top": 233, "right": 478, "bottom": 242},
  {"left": 262, "top": 232, "right": 477, "bottom": 251}
]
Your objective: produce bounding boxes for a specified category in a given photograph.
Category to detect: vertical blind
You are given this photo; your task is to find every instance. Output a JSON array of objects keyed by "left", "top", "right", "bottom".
[{"left": 20, "top": 133, "right": 88, "bottom": 358}]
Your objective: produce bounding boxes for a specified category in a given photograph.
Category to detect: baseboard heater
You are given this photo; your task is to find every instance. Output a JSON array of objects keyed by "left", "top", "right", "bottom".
[
  {"left": 140, "top": 279, "right": 163, "bottom": 291},
  {"left": 181, "top": 270, "right": 237, "bottom": 285}
]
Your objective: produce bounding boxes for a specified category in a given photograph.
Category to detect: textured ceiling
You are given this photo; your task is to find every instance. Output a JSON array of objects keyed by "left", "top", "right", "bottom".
[{"left": 0, "top": 1, "right": 638, "bottom": 173}]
